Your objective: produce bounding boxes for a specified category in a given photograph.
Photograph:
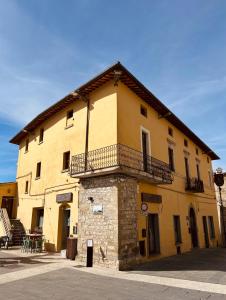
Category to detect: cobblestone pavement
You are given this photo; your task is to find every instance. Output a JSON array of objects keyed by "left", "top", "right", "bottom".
[
  {"left": 130, "top": 248, "right": 226, "bottom": 285},
  {"left": 1, "top": 267, "right": 226, "bottom": 300},
  {"left": 0, "top": 248, "right": 226, "bottom": 299}
]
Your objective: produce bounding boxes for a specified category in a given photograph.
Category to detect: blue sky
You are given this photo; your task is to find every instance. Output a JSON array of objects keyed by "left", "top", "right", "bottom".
[{"left": 0, "top": 0, "right": 226, "bottom": 182}]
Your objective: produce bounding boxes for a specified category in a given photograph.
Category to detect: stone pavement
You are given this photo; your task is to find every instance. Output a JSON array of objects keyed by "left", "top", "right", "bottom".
[
  {"left": 1, "top": 247, "right": 226, "bottom": 299},
  {"left": 130, "top": 248, "right": 226, "bottom": 285}
]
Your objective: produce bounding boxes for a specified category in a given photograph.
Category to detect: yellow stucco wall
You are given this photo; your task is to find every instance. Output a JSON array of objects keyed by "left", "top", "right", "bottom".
[
  {"left": 117, "top": 81, "right": 220, "bottom": 260},
  {"left": 16, "top": 81, "right": 117, "bottom": 251}
]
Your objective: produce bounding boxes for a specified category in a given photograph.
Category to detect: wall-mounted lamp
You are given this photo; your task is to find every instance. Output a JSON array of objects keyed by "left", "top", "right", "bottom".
[{"left": 88, "top": 197, "right": 94, "bottom": 203}]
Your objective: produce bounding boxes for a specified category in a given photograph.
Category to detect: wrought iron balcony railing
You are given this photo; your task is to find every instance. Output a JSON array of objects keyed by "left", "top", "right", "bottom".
[
  {"left": 70, "top": 144, "right": 173, "bottom": 184},
  {"left": 185, "top": 177, "right": 204, "bottom": 193}
]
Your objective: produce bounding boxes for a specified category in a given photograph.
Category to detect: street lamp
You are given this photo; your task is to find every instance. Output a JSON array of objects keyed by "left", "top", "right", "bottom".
[{"left": 214, "top": 168, "right": 226, "bottom": 247}]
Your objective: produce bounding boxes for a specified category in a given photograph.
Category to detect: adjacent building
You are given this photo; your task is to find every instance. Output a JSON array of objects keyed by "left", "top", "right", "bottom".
[
  {"left": 0, "top": 182, "right": 17, "bottom": 219},
  {"left": 10, "top": 62, "right": 220, "bottom": 269}
]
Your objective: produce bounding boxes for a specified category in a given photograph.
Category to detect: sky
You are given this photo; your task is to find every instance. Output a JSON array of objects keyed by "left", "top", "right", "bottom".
[{"left": 0, "top": 0, "right": 226, "bottom": 182}]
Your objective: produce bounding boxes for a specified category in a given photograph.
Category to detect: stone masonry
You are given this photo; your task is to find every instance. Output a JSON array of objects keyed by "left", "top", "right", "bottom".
[{"left": 77, "top": 174, "right": 139, "bottom": 270}]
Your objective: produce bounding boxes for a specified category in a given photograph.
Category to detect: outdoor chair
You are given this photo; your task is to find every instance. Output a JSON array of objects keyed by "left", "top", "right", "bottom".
[{"left": 0, "top": 235, "right": 12, "bottom": 250}]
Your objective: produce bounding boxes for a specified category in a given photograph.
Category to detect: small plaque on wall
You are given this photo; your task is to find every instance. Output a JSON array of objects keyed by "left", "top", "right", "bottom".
[
  {"left": 92, "top": 204, "right": 103, "bottom": 214},
  {"left": 141, "top": 193, "right": 162, "bottom": 203},
  {"left": 56, "top": 192, "right": 73, "bottom": 203}
]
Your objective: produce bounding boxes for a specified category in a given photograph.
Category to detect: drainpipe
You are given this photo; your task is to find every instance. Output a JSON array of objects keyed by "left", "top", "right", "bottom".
[
  {"left": 77, "top": 90, "right": 90, "bottom": 172},
  {"left": 84, "top": 97, "right": 90, "bottom": 172}
]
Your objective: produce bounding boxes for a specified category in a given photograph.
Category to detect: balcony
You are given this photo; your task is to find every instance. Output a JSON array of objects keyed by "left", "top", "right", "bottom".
[
  {"left": 70, "top": 144, "right": 173, "bottom": 184},
  {"left": 185, "top": 177, "right": 204, "bottom": 193}
]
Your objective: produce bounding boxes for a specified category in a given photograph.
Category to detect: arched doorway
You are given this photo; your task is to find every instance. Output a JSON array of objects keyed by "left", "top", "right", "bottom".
[{"left": 189, "top": 207, "right": 198, "bottom": 248}]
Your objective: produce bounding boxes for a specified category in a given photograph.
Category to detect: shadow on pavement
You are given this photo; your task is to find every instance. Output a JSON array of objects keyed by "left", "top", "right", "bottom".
[{"left": 130, "top": 248, "right": 226, "bottom": 272}]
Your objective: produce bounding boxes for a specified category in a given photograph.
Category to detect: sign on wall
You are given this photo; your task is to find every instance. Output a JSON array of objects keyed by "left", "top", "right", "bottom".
[
  {"left": 141, "top": 193, "right": 162, "bottom": 203},
  {"left": 56, "top": 192, "right": 73, "bottom": 203},
  {"left": 92, "top": 204, "right": 103, "bottom": 214}
]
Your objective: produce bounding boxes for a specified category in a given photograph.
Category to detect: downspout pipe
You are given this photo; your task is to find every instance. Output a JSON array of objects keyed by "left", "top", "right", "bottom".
[{"left": 77, "top": 90, "right": 90, "bottom": 172}]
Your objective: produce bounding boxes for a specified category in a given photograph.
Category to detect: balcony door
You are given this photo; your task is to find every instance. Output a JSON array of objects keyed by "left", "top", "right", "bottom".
[{"left": 141, "top": 129, "right": 150, "bottom": 172}]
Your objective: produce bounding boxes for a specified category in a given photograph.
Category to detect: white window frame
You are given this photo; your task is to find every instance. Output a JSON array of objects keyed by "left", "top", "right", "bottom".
[{"left": 140, "top": 126, "right": 151, "bottom": 156}]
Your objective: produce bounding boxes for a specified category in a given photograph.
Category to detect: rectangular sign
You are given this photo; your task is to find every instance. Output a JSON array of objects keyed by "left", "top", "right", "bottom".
[
  {"left": 92, "top": 204, "right": 103, "bottom": 214},
  {"left": 141, "top": 193, "right": 162, "bottom": 203},
  {"left": 56, "top": 192, "right": 73, "bottom": 203},
  {"left": 87, "top": 239, "right": 93, "bottom": 247}
]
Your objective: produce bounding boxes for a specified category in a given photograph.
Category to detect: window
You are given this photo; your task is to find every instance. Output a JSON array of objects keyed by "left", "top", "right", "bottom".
[
  {"left": 208, "top": 171, "right": 212, "bottom": 187},
  {"left": 173, "top": 215, "right": 182, "bottom": 244},
  {"left": 168, "top": 147, "right": 175, "bottom": 171},
  {"left": 168, "top": 127, "right": 173, "bottom": 137},
  {"left": 63, "top": 151, "right": 70, "bottom": 171},
  {"left": 36, "top": 162, "right": 41, "bottom": 178},
  {"left": 208, "top": 216, "right": 215, "bottom": 239},
  {"left": 25, "top": 181, "right": 29, "bottom": 194},
  {"left": 196, "top": 148, "right": 199, "bottom": 155},
  {"left": 196, "top": 164, "right": 200, "bottom": 180},
  {"left": 25, "top": 139, "right": 29, "bottom": 152},
  {"left": 184, "top": 157, "right": 190, "bottom": 180},
  {"left": 184, "top": 139, "right": 188, "bottom": 147},
  {"left": 207, "top": 156, "right": 210, "bottom": 163},
  {"left": 39, "top": 128, "right": 44, "bottom": 143},
  {"left": 66, "top": 110, "right": 74, "bottom": 127},
  {"left": 140, "top": 105, "right": 147, "bottom": 117}
]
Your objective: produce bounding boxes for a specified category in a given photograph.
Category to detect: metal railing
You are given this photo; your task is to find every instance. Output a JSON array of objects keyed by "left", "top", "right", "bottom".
[
  {"left": 70, "top": 144, "right": 172, "bottom": 183},
  {"left": 185, "top": 177, "right": 204, "bottom": 193},
  {"left": 0, "top": 208, "right": 11, "bottom": 237}
]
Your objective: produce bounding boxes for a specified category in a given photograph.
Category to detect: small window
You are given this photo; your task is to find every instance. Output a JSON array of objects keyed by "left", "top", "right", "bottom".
[
  {"left": 36, "top": 162, "right": 41, "bottom": 178},
  {"left": 25, "top": 181, "right": 29, "bottom": 194},
  {"left": 140, "top": 105, "right": 147, "bottom": 117},
  {"left": 208, "top": 171, "right": 212, "bottom": 187},
  {"left": 184, "top": 139, "right": 188, "bottom": 147},
  {"left": 25, "top": 139, "right": 29, "bottom": 152},
  {"left": 173, "top": 215, "right": 182, "bottom": 244},
  {"left": 196, "top": 148, "right": 199, "bottom": 155},
  {"left": 208, "top": 216, "right": 215, "bottom": 239},
  {"left": 66, "top": 110, "right": 74, "bottom": 127},
  {"left": 67, "top": 110, "right": 73, "bottom": 119},
  {"left": 63, "top": 151, "right": 70, "bottom": 171},
  {"left": 39, "top": 128, "right": 44, "bottom": 143},
  {"left": 168, "top": 127, "right": 173, "bottom": 137},
  {"left": 207, "top": 156, "right": 210, "bottom": 163},
  {"left": 168, "top": 147, "right": 175, "bottom": 171}
]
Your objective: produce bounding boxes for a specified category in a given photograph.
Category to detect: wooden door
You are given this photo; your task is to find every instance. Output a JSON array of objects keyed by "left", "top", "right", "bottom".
[
  {"left": 202, "top": 216, "right": 209, "bottom": 248},
  {"left": 189, "top": 208, "right": 198, "bottom": 248},
  {"left": 148, "top": 214, "right": 160, "bottom": 255}
]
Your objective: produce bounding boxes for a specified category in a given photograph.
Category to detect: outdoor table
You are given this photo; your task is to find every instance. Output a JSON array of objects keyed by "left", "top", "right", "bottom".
[{"left": 25, "top": 233, "right": 43, "bottom": 240}]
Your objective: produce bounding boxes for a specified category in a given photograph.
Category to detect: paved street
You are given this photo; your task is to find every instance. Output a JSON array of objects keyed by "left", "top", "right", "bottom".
[{"left": 0, "top": 248, "right": 226, "bottom": 299}]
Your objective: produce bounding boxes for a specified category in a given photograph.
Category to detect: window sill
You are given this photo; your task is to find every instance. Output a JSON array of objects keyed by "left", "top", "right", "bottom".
[
  {"left": 61, "top": 169, "right": 69, "bottom": 173},
  {"left": 24, "top": 150, "right": 28, "bottom": 154},
  {"left": 38, "top": 141, "right": 43, "bottom": 145},
  {"left": 65, "top": 124, "right": 74, "bottom": 130},
  {"left": 35, "top": 177, "right": 40, "bottom": 180},
  {"left": 24, "top": 192, "right": 28, "bottom": 194}
]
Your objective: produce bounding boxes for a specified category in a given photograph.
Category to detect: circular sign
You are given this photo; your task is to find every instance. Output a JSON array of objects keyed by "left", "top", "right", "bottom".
[{"left": 141, "top": 202, "right": 148, "bottom": 212}]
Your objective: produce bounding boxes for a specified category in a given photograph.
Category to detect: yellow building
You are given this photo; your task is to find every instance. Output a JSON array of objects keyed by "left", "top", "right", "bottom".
[
  {"left": 10, "top": 62, "right": 220, "bottom": 269},
  {"left": 0, "top": 182, "right": 17, "bottom": 219}
]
